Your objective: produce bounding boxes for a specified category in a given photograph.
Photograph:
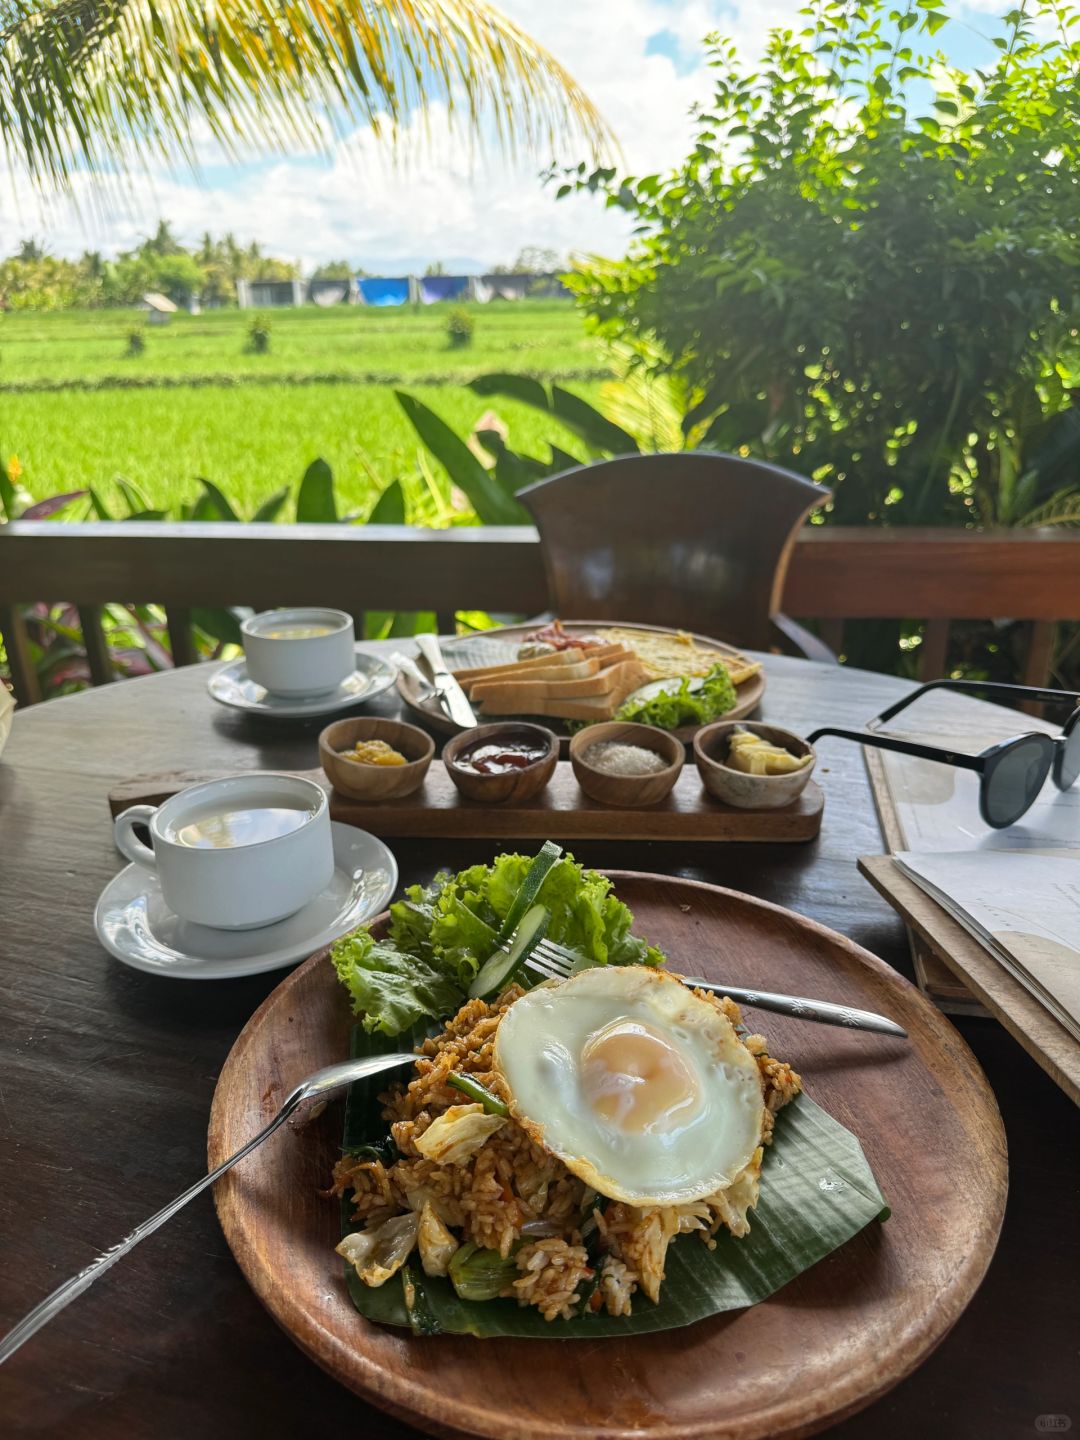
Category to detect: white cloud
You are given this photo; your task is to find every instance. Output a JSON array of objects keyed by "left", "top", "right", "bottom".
[{"left": 0, "top": 1, "right": 1001, "bottom": 270}]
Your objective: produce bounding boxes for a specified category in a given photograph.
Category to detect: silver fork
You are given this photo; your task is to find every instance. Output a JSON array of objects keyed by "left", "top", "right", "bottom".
[
  {"left": 0, "top": 1051, "right": 418, "bottom": 1368},
  {"left": 523, "top": 938, "right": 908, "bottom": 1038}
]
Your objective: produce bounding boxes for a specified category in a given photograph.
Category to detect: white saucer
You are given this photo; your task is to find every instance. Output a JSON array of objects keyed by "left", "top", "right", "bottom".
[
  {"left": 208, "top": 648, "right": 395, "bottom": 718},
  {"left": 94, "top": 823, "right": 397, "bottom": 980}
]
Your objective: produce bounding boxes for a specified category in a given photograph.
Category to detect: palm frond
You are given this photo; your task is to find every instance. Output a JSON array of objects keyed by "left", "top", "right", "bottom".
[
  {"left": 0, "top": 0, "right": 611, "bottom": 187},
  {"left": 1018, "top": 484, "right": 1080, "bottom": 529}
]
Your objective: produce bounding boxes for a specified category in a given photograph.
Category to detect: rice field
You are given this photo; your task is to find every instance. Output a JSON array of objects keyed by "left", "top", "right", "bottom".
[{"left": 0, "top": 302, "right": 609, "bottom": 515}]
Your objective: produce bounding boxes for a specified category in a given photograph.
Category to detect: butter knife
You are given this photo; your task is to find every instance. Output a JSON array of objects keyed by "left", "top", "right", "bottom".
[{"left": 415, "top": 633, "right": 477, "bottom": 728}]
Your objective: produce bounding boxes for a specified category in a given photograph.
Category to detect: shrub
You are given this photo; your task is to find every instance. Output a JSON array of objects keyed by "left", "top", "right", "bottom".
[
  {"left": 126, "top": 327, "right": 145, "bottom": 357},
  {"left": 446, "top": 306, "right": 475, "bottom": 349},
  {"left": 560, "top": 0, "right": 1080, "bottom": 530},
  {"left": 247, "top": 315, "right": 272, "bottom": 354}
]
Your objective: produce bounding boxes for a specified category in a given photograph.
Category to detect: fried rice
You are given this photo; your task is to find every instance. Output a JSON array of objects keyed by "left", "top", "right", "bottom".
[{"left": 329, "top": 983, "right": 802, "bottom": 1322}]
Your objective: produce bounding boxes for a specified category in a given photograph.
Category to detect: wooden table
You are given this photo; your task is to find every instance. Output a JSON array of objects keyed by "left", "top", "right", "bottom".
[{"left": 0, "top": 653, "right": 1077, "bottom": 1439}]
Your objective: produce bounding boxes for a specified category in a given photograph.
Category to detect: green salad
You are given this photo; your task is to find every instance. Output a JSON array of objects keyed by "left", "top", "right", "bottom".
[
  {"left": 615, "top": 662, "right": 737, "bottom": 730},
  {"left": 331, "top": 845, "right": 665, "bottom": 1036}
]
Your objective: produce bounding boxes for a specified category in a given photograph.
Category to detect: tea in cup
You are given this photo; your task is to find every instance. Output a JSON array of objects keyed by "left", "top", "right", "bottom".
[
  {"left": 113, "top": 774, "right": 334, "bottom": 929},
  {"left": 241, "top": 607, "right": 355, "bottom": 696}
]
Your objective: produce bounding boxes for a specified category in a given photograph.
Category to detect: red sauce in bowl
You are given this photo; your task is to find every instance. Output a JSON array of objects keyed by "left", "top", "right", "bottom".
[{"left": 454, "top": 739, "right": 548, "bottom": 775}]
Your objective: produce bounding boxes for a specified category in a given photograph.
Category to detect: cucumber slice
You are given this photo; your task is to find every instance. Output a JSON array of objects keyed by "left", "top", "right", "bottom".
[
  {"left": 496, "top": 840, "right": 562, "bottom": 945},
  {"left": 469, "top": 903, "right": 550, "bottom": 999}
]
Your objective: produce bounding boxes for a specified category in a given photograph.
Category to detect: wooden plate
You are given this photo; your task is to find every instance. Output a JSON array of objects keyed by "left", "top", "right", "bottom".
[
  {"left": 209, "top": 873, "right": 1006, "bottom": 1440},
  {"left": 397, "top": 621, "right": 766, "bottom": 742}
]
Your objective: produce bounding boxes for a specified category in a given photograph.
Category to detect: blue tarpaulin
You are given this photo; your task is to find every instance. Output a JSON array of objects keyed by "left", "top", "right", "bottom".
[
  {"left": 358, "top": 277, "right": 410, "bottom": 307},
  {"left": 419, "top": 275, "right": 470, "bottom": 304}
]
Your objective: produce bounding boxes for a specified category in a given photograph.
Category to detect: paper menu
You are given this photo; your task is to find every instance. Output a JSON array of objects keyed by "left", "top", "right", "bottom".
[{"left": 893, "top": 849, "right": 1080, "bottom": 1042}]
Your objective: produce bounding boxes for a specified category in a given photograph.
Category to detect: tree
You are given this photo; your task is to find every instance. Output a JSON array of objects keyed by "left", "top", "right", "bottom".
[
  {"left": 491, "top": 245, "right": 562, "bottom": 273},
  {"left": 0, "top": 1, "right": 609, "bottom": 190},
  {"left": 311, "top": 261, "right": 357, "bottom": 280},
  {"left": 563, "top": 0, "right": 1080, "bottom": 531},
  {"left": 16, "top": 238, "right": 47, "bottom": 262}
]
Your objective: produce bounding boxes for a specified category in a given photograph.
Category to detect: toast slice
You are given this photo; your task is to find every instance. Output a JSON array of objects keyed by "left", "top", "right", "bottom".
[
  {"left": 476, "top": 661, "right": 648, "bottom": 719},
  {"left": 452, "top": 649, "right": 583, "bottom": 684},
  {"left": 472, "top": 659, "right": 645, "bottom": 708},
  {"left": 460, "top": 657, "right": 600, "bottom": 695}
]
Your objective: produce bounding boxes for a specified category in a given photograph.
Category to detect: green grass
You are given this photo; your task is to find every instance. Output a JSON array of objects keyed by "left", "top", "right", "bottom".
[{"left": 0, "top": 301, "right": 610, "bottom": 514}]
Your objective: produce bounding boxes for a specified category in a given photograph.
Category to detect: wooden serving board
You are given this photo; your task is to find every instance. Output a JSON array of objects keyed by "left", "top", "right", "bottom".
[
  {"left": 108, "top": 763, "right": 824, "bottom": 843},
  {"left": 208, "top": 872, "right": 1007, "bottom": 1440}
]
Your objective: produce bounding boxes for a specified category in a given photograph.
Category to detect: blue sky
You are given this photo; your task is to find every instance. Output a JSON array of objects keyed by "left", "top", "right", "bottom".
[{"left": 0, "top": 1, "right": 1020, "bottom": 271}]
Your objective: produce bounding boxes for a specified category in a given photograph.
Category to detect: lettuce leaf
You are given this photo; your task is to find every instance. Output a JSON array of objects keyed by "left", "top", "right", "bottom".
[
  {"left": 331, "top": 848, "right": 665, "bottom": 1035},
  {"left": 615, "top": 663, "right": 737, "bottom": 731},
  {"left": 331, "top": 931, "right": 462, "bottom": 1036}
]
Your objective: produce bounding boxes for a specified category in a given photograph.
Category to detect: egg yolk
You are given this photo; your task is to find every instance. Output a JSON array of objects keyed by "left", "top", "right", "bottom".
[{"left": 580, "top": 1019, "right": 701, "bottom": 1133}]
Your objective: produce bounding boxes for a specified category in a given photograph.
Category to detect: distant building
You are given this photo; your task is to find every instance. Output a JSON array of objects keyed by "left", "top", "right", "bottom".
[
  {"left": 236, "top": 278, "right": 305, "bottom": 309},
  {"left": 140, "top": 292, "right": 179, "bottom": 325},
  {"left": 309, "top": 278, "right": 357, "bottom": 306}
]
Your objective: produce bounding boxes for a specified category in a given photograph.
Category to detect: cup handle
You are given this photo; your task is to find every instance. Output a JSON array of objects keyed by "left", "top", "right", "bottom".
[{"left": 114, "top": 805, "right": 159, "bottom": 871}]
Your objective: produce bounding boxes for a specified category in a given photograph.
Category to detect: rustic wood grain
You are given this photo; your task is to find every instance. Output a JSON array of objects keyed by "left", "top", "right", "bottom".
[
  {"left": 107, "top": 762, "right": 825, "bottom": 843},
  {"left": 208, "top": 874, "right": 1007, "bottom": 1440},
  {"left": 859, "top": 856, "right": 1080, "bottom": 1107},
  {"left": 1, "top": 652, "right": 1076, "bottom": 1440}
]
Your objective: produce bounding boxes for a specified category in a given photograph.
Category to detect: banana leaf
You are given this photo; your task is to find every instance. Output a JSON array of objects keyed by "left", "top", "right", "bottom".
[{"left": 338, "top": 1025, "right": 888, "bottom": 1338}]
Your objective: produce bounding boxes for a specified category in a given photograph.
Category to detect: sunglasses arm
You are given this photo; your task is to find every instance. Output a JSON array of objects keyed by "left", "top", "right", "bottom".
[
  {"left": 806, "top": 726, "right": 984, "bottom": 772},
  {"left": 874, "top": 678, "right": 1078, "bottom": 729}
]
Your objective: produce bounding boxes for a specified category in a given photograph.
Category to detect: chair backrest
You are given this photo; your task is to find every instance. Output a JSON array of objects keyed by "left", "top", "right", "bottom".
[{"left": 518, "top": 453, "right": 831, "bottom": 651}]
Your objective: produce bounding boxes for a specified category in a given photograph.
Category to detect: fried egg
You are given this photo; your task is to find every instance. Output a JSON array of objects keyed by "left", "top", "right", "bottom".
[{"left": 493, "top": 966, "right": 766, "bottom": 1206}]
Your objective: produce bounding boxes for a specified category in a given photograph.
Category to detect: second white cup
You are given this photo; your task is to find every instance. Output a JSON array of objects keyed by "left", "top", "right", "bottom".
[{"left": 241, "top": 607, "right": 356, "bottom": 696}]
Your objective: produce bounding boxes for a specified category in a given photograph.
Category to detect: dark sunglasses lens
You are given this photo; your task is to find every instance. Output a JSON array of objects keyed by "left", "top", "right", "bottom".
[
  {"left": 1060, "top": 723, "right": 1080, "bottom": 791},
  {"left": 985, "top": 738, "right": 1052, "bottom": 828}
]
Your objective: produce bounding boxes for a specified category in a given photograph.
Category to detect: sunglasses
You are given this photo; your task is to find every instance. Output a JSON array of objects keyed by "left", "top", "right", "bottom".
[{"left": 807, "top": 679, "right": 1080, "bottom": 830}]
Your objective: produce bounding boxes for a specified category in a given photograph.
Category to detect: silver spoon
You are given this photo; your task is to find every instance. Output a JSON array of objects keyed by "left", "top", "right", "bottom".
[{"left": 0, "top": 1052, "right": 416, "bottom": 1367}]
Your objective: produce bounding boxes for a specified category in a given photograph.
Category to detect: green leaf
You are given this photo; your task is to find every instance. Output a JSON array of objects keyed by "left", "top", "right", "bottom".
[
  {"left": 550, "top": 386, "right": 641, "bottom": 455},
  {"left": 368, "top": 480, "right": 406, "bottom": 525},
  {"left": 296, "top": 458, "right": 339, "bottom": 523},
  {"left": 394, "top": 391, "right": 524, "bottom": 525},
  {"left": 196, "top": 478, "right": 241, "bottom": 522},
  {"left": 87, "top": 487, "right": 115, "bottom": 520},
  {"left": 0, "top": 461, "right": 15, "bottom": 522},
  {"left": 252, "top": 486, "right": 291, "bottom": 523},
  {"left": 190, "top": 606, "right": 244, "bottom": 646},
  {"left": 468, "top": 373, "right": 551, "bottom": 410},
  {"left": 340, "top": 1027, "right": 887, "bottom": 1337},
  {"left": 116, "top": 478, "right": 151, "bottom": 517}
]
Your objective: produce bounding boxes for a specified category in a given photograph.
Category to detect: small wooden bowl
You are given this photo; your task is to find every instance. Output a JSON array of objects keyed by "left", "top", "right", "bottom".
[
  {"left": 694, "top": 720, "right": 816, "bottom": 810},
  {"left": 569, "top": 722, "right": 684, "bottom": 808},
  {"left": 442, "top": 722, "right": 558, "bottom": 805},
  {"left": 319, "top": 717, "right": 434, "bottom": 801}
]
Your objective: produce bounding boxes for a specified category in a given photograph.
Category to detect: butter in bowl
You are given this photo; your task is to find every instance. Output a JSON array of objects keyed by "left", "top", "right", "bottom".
[{"left": 694, "top": 721, "right": 816, "bottom": 809}]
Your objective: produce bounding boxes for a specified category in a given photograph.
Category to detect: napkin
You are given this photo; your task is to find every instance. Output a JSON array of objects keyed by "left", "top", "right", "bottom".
[{"left": 0, "top": 684, "right": 14, "bottom": 758}]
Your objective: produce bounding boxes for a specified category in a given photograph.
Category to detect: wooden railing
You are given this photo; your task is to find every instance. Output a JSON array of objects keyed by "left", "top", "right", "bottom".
[{"left": 2, "top": 521, "right": 1078, "bottom": 706}]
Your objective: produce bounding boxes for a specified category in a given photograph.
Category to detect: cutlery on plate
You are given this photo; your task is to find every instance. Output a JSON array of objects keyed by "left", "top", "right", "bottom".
[
  {"left": 523, "top": 937, "right": 908, "bottom": 1038},
  {"left": 390, "top": 650, "right": 434, "bottom": 693},
  {"left": 0, "top": 1052, "right": 418, "bottom": 1367},
  {"left": 414, "top": 633, "right": 478, "bottom": 729}
]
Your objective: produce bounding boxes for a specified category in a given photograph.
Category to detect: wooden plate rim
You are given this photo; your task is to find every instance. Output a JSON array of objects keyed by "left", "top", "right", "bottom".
[
  {"left": 396, "top": 621, "right": 766, "bottom": 741},
  {"left": 209, "top": 871, "right": 1007, "bottom": 1440}
]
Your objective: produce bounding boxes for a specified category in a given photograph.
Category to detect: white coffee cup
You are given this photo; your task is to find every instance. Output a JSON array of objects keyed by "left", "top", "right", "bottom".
[
  {"left": 113, "top": 774, "right": 334, "bottom": 930},
  {"left": 241, "top": 607, "right": 356, "bottom": 697}
]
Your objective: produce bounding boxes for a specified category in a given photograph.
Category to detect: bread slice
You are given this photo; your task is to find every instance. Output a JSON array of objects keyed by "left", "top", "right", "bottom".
[
  {"left": 472, "top": 659, "right": 644, "bottom": 708},
  {"left": 581, "top": 643, "right": 632, "bottom": 664},
  {"left": 452, "top": 649, "right": 582, "bottom": 684},
  {"left": 460, "top": 657, "right": 599, "bottom": 696},
  {"left": 476, "top": 661, "right": 648, "bottom": 719}
]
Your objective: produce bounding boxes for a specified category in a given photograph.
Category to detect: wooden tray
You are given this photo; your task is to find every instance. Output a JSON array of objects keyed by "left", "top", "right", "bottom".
[
  {"left": 109, "top": 763, "right": 824, "bottom": 843},
  {"left": 397, "top": 619, "right": 766, "bottom": 742},
  {"left": 208, "top": 872, "right": 1006, "bottom": 1440}
]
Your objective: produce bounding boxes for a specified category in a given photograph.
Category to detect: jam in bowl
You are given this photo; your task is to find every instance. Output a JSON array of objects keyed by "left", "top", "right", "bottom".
[{"left": 443, "top": 723, "right": 559, "bottom": 804}]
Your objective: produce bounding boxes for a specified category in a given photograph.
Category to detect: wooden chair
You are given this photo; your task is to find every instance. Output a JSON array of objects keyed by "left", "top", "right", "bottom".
[{"left": 518, "top": 453, "right": 835, "bottom": 660}]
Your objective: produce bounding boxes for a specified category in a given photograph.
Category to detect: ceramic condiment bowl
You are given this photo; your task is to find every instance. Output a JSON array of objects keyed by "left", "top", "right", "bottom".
[{"left": 694, "top": 720, "right": 816, "bottom": 809}]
